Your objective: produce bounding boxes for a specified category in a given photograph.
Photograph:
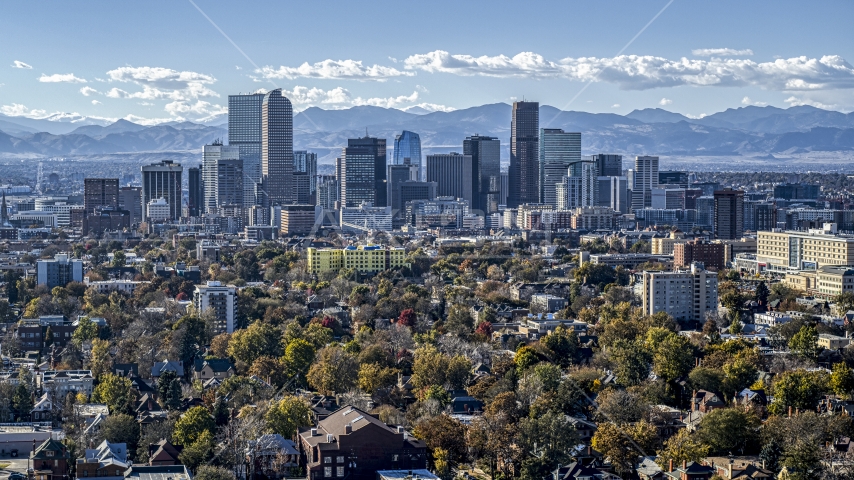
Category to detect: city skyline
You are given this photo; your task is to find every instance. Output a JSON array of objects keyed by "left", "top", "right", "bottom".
[{"left": 1, "top": 0, "right": 853, "bottom": 128}]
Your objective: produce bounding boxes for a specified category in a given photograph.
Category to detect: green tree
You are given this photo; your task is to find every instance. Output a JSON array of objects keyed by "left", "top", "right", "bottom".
[
  {"left": 541, "top": 325, "right": 579, "bottom": 367},
  {"left": 413, "top": 414, "right": 468, "bottom": 473},
  {"left": 696, "top": 408, "right": 759, "bottom": 455},
  {"left": 445, "top": 304, "right": 474, "bottom": 336},
  {"left": 112, "top": 250, "right": 126, "bottom": 268},
  {"left": 788, "top": 325, "right": 819, "bottom": 360},
  {"left": 306, "top": 346, "right": 358, "bottom": 395},
  {"left": 411, "top": 345, "right": 449, "bottom": 389},
  {"left": 592, "top": 421, "right": 657, "bottom": 475},
  {"left": 834, "top": 292, "right": 854, "bottom": 316},
  {"left": 652, "top": 333, "right": 694, "bottom": 384},
  {"left": 516, "top": 411, "right": 580, "bottom": 479},
  {"left": 282, "top": 338, "right": 316, "bottom": 378},
  {"left": 227, "top": 320, "right": 282, "bottom": 367},
  {"left": 178, "top": 430, "right": 215, "bottom": 470},
  {"left": 656, "top": 429, "right": 709, "bottom": 469},
  {"left": 830, "top": 362, "right": 854, "bottom": 399},
  {"left": 755, "top": 281, "right": 770, "bottom": 305},
  {"left": 158, "top": 370, "right": 178, "bottom": 399},
  {"left": 769, "top": 370, "right": 829, "bottom": 416},
  {"left": 610, "top": 340, "right": 651, "bottom": 387},
  {"left": 101, "top": 414, "right": 141, "bottom": 453},
  {"left": 265, "top": 395, "right": 312, "bottom": 437},
  {"left": 71, "top": 316, "right": 100, "bottom": 345},
  {"left": 92, "top": 373, "right": 133, "bottom": 415},
  {"left": 514, "top": 345, "right": 540, "bottom": 374},
  {"left": 174, "top": 406, "right": 215, "bottom": 446}
]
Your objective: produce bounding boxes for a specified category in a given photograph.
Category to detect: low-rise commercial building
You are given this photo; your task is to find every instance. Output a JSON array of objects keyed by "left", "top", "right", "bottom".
[{"left": 818, "top": 334, "right": 850, "bottom": 350}]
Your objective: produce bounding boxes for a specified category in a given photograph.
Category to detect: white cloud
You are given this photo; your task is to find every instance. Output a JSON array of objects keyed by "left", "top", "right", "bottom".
[
  {"left": 91, "top": 100, "right": 101, "bottom": 105},
  {"left": 784, "top": 96, "right": 836, "bottom": 109},
  {"left": 122, "top": 114, "right": 176, "bottom": 126},
  {"left": 164, "top": 100, "right": 227, "bottom": 122},
  {"left": 403, "top": 50, "right": 854, "bottom": 92},
  {"left": 105, "top": 66, "right": 219, "bottom": 101},
  {"left": 353, "top": 91, "right": 419, "bottom": 108},
  {"left": 741, "top": 96, "right": 767, "bottom": 106},
  {"left": 11, "top": 60, "right": 32, "bottom": 69},
  {"left": 235, "top": 66, "right": 242, "bottom": 70},
  {"left": 659, "top": 98, "right": 672, "bottom": 106},
  {"left": 79, "top": 86, "right": 99, "bottom": 96},
  {"left": 692, "top": 48, "right": 754, "bottom": 57},
  {"left": 276, "top": 85, "right": 422, "bottom": 110},
  {"left": 0, "top": 103, "right": 116, "bottom": 123},
  {"left": 404, "top": 103, "right": 456, "bottom": 113},
  {"left": 611, "top": 104, "right": 621, "bottom": 108},
  {"left": 256, "top": 59, "right": 413, "bottom": 81},
  {"left": 39, "top": 73, "right": 87, "bottom": 83}
]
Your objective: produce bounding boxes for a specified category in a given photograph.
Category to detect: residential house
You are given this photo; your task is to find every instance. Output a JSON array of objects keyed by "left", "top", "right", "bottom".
[
  {"left": 708, "top": 457, "right": 774, "bottom": 480},
  {"left": 377, "top": 471, "right": 439, "bottom": 480},
  {"left": 246, "top": 434, "right": 300, "bottom": 479},
  {"left": 31, "top": 393, "right": 53, "bottom": 422},
  {"left": 150, "top": 361, "right": 184, "bottom": 379},
  {"left": 552, "top": 462, "right": 620, "bottom": 480},
  {"left": 76, "top": 440, "right": 129, "bottom": 479},
  {"left": 663, "top": 461, "right": 714, "bottom": 480},
  {"left": 147, "top": 439, "right": 183, "bottom": 466},
  {"left": 691, "top": 390, "right": 726, "bottom": 413},
  {"left": 113, "top": 363, "right": 139, "bottom": 377},
  {"left": 30, "top": 438, "right": 70, "bottom": 480},
  {"left": 297, "top": 405, "right": 427, "bottom": 480},
  {"left": 39, "top": 370, "right": 94, "bottom": 395},
  {"left": 192, "top": 358, "right": 235, "bottom": 382},
  {"left": 450, "top": 397, "right": 483, "bottom": 415}
]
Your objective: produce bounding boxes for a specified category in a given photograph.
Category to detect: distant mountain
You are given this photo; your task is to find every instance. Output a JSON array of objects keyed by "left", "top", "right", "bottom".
[
  {"left": 0, "top": 114, "right": 111, "bottom": 135},
  {"left": 0, "top": 104, "right": 852, "bottom": 161}
]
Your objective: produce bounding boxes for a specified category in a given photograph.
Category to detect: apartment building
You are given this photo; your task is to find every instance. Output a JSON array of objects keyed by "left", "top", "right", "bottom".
[
  {"left": 306, "top": 245, "right": 407, "bottom": 275},
  {"left": 193, "top": 281, "right": 237, "bottom": 334},
  {"left": 642, "top": 263, "right": 719, "bottom": 323}
]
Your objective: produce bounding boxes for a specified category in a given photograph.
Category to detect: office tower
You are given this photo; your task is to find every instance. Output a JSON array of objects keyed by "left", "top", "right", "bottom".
[
  {"left": 592, "top": 154, "right": 623, "bottom": 177},
  {"left": 500, "top": 171, "right": 509, "bottom": 207},
  {"left": 83, "top": 178, "right": 119, "bottom": 213},
  {"left": 427, "top": 153, "right": 474, "bottom": 206},
  {"left": 757, "top": 226, "right": 854, "bottom": 270},
  {"left": 597, "top": 176, "right": 629, "bottom": 213},
  {"left": 508, "top": 101, "right": 539, "bottom": 207},
  {"left": 261, "top": 89, "right": 294, "bottom": 206},
  {"left": 773, "top": 183, "right": 820, "bottom": 200},
  {"left": 714, "top": 188, "right": 745, "bottom": 240},
  {"left": 659, "top": 171, "right": 689, "bottom": 188},
  {"left": 293, "top": 173, "right": 313, "bottom": 204},
  {"left": 387, "top": 163, "right": 419, "bottom": 213},
  {"left": 119, "top": 187, "right": 142, "bottom": 224},
  {"left": 316, "top": 175, "right": 339, "bottom": 210},
  {"left": 228, "top": 92, "right": 264, "bottom": 208},
  {"left": 141, "top": 160, "right": 182, "bottom": 220},
  {"left": 684, "top": 189, "right": 703, "bottom": 210},
  {"left": 651, "top": 188, "right": 686, "bottom": 210},
  {"left": 188, "top": 168, "right": 202, "bottom": 217},
  {"left": 754, "top": 202, "right": 777, "bottom": 231},
  {"left": 347, "top": 136, "right": 387, "bottom": 207},
  {"left": 556, "top": 161, "right": 597, "bottom": 210},
  {"left": 203, "top": 144, "right": 243, "bottom": 212},
  {"left": 693, "top": 182, "right": 720, "bottom": 197},
  {"left": 294, "top": 150, "right": 318, "bottom": 197},
  {"left": 393, "top": 131, "right": 422, "bottom": 181},
  {"left": 631, "top": 155, "right": 659, "bottom": 212},
  {"left": 400, "top": 181, "right": 437, "bottom": 206},
  {"left": 697, "top": 196, "right": 715, "bottom": 230},
  {"left": 464, "top": 135, "right": 501, "bottom": 214},
  {"left": 538, "top": 129, "right": 581, "bottom": 207}
]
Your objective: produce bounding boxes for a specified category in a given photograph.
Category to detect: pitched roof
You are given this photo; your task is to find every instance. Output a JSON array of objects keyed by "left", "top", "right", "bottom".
[
  {"left": 193, "top": 357, "right": 233, "bottom": 373},
  {"left": 31, "top": 438, "right": 68, "bottom": 459}
]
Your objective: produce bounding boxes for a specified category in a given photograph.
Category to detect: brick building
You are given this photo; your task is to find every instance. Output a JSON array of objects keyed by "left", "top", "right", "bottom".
[{"left": 673, "top": 239, "right": 726, "bottom": 270}]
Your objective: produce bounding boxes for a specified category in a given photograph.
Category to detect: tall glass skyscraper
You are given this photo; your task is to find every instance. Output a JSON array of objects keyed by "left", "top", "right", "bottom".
[
  {"left": 539, "top": 128, "right": 581, "bottom": 207},
  {"left": 261, "top": 89, "right": 294, "bottom": 206},
  {"left": 509, "top": 101, "right": 539, "bottom": 208},
  {"left": 294, "top": 151, "right": 318, "bottom": 195},
  {"left": 347, "top": 137, "right": 387, "bottom": 207},
  {"left": 228, "top": 92, "right": 264, "bottom": 208},
  {"left": 463, "top": 135, "right": 500, "bottom": 215},
  {"left": 393, "top": 131, "right": 422, "bottom": 181}
]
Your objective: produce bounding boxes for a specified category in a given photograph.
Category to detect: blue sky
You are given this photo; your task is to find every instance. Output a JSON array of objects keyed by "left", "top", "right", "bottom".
[{"left": 2, "top": 0, "right": 853, "bottom": 125}]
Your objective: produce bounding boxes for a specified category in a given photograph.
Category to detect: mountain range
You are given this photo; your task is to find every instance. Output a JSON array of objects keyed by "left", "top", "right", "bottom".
[{"left": 1, "top": 104, "right": 853, "bottom": 162}]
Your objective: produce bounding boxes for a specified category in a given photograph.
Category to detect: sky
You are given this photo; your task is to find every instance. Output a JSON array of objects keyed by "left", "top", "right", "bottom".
[{"left": 2, "top": 0, "right": 853, "bottom": 126}]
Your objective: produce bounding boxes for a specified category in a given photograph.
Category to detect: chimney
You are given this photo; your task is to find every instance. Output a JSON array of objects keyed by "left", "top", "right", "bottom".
[
  {"left": 397, "top": 426, "right": 405, "bottom": 434},
  {"left": 310, "top": 428, "right": 318, "bottom": 436},
  {"left": 683, "top": 460, "right": 686, "bottom": 470},
  {"left": 345, "top": 424, "right": 352, "bottom": 434},
  {"left": 327, "top": 434, "right": 334, "bottom": 443},
  {"left": 788, "top": 406, "right": 792, "bottom": 417},
  {"left": 669, "top": 459, "right": 673, "bottom": 472}
]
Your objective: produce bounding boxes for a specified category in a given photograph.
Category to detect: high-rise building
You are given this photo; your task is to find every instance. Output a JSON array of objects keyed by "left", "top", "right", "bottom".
[
  {"left": 294, "top": 151, "right": 318, "bottom": 196},
  {"left": 393, "top": 131, "right": 422, "bottom": 181},
  {"left": 539, "top": 129, "right": 581, "bottom": 207},
  {"left": 556, "top": 161, "right": 597, "bottom": 210},
  {"left": 293, "top": 173, "right": 313, "bottom": 205},
  {"left": 697, "top": 196, "right": 715, "bottom": 230},
  {"left": 597, "top": 176, "right": 629, "bottom": 214},
  {"left": 119, "top": 187, "right": 142, "bottom": 224},
  {"left": 499, "top": 171, "right": 509, "bottom": 207},
  {"left": 592, "top": 154, "right": 623, "bottom": 177},
  {"left": 427, "top": 153, "right": 474, "bottom": 206},
  {"left": 387, "top": 163, "right": 419, "bottom": 214},
  {"left": 83, "top": 178, "right": 119, "bottom": 214},
  {"left": 37, "top": 253, "right": 83, "bottom": 288},
  {"left": 194, "top": 281, "right": 237, "bottom": 334},
  {"left": 203, "top": 144, "right": 243, "bottom": 212},
  {"left": 228, "top": 92, "right": 264, "bottom": 208},
  {"left": 188, "top": 168, "right": 202, "bottom": 217},
  {"left": 631, "top": 155, "right": 659, "bottom": 212},
  {"left": 316, "top": 175, "right": 339, "bottom": 211},
  {"left": 347, "top": 137, "right": 387, "bottom": 207},
  {"left": 651, "top": 188, "right": 686, "bottom": 210},
  {"left": 463, "top": 135, "right": 501, "bottom": 214},
  {"left": 659, "top": 171, "right": 689, "bottom": 188},
  {"left": 141, "top": 160, "right": 182, "bottom": 220},
  {"left": 642, "top": 263, "right": 718, "bottom": 324},
  {"left": 261, "top": 89, "right": 294, "bottom": 206},
  {"left": 508, "top": 101, "right": 539, "bottom": 207},
  {"left": 714, "top": 188, "right": 745, "bottom": 240}
]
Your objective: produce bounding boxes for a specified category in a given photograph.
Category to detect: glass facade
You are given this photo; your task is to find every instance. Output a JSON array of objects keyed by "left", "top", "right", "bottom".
[
  {"left": 261, "top": 89, "right": 294, "bottom": 205},
  {"left": 393, "top": 131, "right": 422, "bottom": 181},
  {"left": 294, "top": 150, "right": 318, "bottom": 194},
  {"left": 463, "top": 135, "right": 500, "bottom": 215},
  {"left": 509, "top": 101, "right": 539, "bottom": 208},
  {"left": 202, "top": 144, "right": 243, "bottom": 212},
  {"left": 539, "top": 128, "right": 581, "bottom": 207},
  {"left": 228, "top": 93, "right": 264, "bottom": 208}
]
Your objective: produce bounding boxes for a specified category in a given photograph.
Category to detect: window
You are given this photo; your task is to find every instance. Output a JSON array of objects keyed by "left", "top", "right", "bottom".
[
  {"left": 325, "top": 467, "right": 332, "bottom": 478},
  {"left": 337, "top": 467, "right": 345, "bottom": 477},
  {"left": 337, "top": 456, "right": 344, "bottom": 463},
  {"left": 324, "top": 457, "right": 332, "bottom": 464}
]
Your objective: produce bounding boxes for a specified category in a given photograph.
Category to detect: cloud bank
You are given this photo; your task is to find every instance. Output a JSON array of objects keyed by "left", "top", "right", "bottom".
[
  {"left": 256, "top": 59, "right": 413, "bottom": 81},
  {"left": 39, "top": 73, "right": 87, "bottom": 83},
  {"left": 692, "top": 48, "right": 754, "bottom": 57}
]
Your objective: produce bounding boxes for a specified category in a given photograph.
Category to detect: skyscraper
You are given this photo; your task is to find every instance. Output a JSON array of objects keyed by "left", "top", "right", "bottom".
[
  {"left": 261, "top": 89, "right": 294, "bottom": 206},
  {"left": 427, "top": 153, "right": 474, "bottom": 206},
  {"left": 387, "top": 163, "right": 419, "bottom": 213},
  {"left": 228, "top": 92, "right": 264, "bottom": 208},
  {"left": 347, "top": 136, "right": 388, "bottom": 207},
  {"left": 631, "top": 155, "right": 660, "bottom": 212},
  {"left": 556, "top": 161, "right": 597, "bottom": 210},
  {"left": 188, "top": 167, "right": 202, "bottom": 217},
  {"left": 539, "top": 129, "right": 581, "bottom": 207},
  {"left": 597, "top": 176, "right": 629, "bottom": 213},
  {"left": 508, "top": 101, "right": 539, "bottom": 207},
  {"left": 714, "top": 188, "right": 745, "bottom": 240},
  {"left": 592, "top": 154, "right": 623, "bottom": 177},
  {"left": 294, "top": 151, "right": 318, "bottom": 194},
  {"left": 83, "top": 178, "right": 119, "bottom": 213},
  {"left": 393, "top": 131, "right": 422, "bottom": 181},
  {"left": 141, "top": 160, "right": 182, "bottom": 220},
  {"left": 463, "top": 135, "right": 500, "bottom": 215},
  {"left": 203, "top": 143, "right": 243, "bottom": 212},
  {"left": 119, "top": 187, "right": 142, "bottom": 224}
]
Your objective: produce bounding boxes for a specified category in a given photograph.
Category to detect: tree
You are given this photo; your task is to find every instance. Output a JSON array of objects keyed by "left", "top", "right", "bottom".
[
  {"left": 413, "top": 414, "right": 468, "bottom": 472},
  {"left": 92, "top": 373, "right": 133, "bottom": 415},
  {"left": 265, "top": 395, "right": 312, "bottom": 437},
  {"left": 72, "top": 316, "right": 100, "bottom": 345},
  {"left": 514, "top": 345, "right": 540, "bottom": 374},
  {"left": 656, "top": 429, "right": 709, "bottom": 469},
  {"left": 88, "top": 338, "right": 112, "bottom": 379},
  {"left": 759, "top": 439, "right": 783, "bottom": 474},
  {"left": 101, "top": 414, "right": 140, "bottom": 452},
  {"left": 769, "top": 370, "right": 829, "bottom": 416},
  {"left": 830, "top": 362, "right": 854, "bottom": 399},
  {"left": 834, "top": 292, "right": 854, "bottom": 316},
  {"left": 610, "top": 340, "right": 651, "bottom": 387},
  {"left": 755, "top": 281, "right": 770, "bottom": 305},
  {"left": 542, "top": 325, "right": 579, "bottom": 367},
  {"left": 592, "top": 421, "right": 656, "bottom": 475},
  {"left": 112, "top": 250, "right": 126, "bottom": 268},
  {"left": 411, "top": 345, "right": 449, "bottom": 389},
  {"left": 689, "top": 367, "right": 725, "bottom": 394},
  {"left": 281, "top": 338, "right": 316, "bottom": 379},
  {"left": 306, "top": 346, "right": 358, "bottom": 395},
  {"left": 445, "top": 304, "right": 474, "bottom": 336},
  {"left": 358, "top": 363, "right": 398, "bottom": 396},
  {"left": 227, "top": 320, "right": 282, "bottom": 367},
  {"left": 652, "top": 333, "right": 694, "bottom": 384},
  {"left": 179, "top": 429, "right": 215, "bottom": 470},
  {"left": 194, "top": 466, "right": 234, "bottom": 480},
  {"left": 397, "top": 308, "right": 416, "bottom": 327},
  {"left": 516, "top": 411, "right": 580, "bottom": 479},
  {"left": 174, "top": 405, "right": 215, "bottom": 446},
  {"left": 788, "top": 325, "right": 819, "bottom": 361},
  {"left": 696, "top": 408, "right": 759, "bottom": 455},
  {"left": 158, "top": 371, "right": 178, "bottom": 399}
]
